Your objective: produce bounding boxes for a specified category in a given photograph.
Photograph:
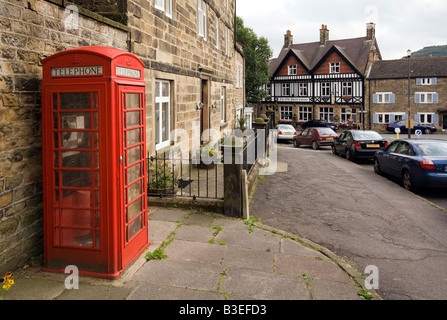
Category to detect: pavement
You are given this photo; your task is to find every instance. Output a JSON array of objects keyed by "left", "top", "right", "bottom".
[{"left": 2, "top": 206, "right": 379, "bottom": 302}]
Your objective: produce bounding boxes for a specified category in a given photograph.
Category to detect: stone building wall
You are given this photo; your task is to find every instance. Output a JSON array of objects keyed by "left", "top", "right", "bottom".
[
  {"left": 0, "top": 0, "right": 242, "bottom": 274},
  {"left": 366, "top": 77, "right": 447, "bottom": 132}
]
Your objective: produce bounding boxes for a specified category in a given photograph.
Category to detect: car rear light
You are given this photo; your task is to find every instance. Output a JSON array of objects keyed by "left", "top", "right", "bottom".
[
  {"left": 294, "top": 132, "right": 297, "bottom": 135},
  {"left": 385, "top": 142, "right": 389, "bottom": 148},
  {"left": 354, "top": 142, "right": 361, "bottom": 149},
  {"left": 421, "top": 160, "right": 436, "bottom": 170},
  {"left": 278, "top": 131, "right": 282, "bottom": 135}
]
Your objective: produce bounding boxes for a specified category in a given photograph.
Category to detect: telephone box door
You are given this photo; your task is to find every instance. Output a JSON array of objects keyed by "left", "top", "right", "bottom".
[{"left": 119, "top": 85, "right": 148, "bottom": 268}]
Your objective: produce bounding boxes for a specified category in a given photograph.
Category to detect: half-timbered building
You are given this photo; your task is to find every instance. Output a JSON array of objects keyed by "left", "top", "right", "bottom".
[{"left": 262, "top": 23, "right": 381, "bottom": 128}]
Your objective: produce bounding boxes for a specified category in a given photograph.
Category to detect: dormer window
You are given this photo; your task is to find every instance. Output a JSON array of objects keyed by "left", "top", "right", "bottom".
[
  {"left": 330, "top": 62, "right": 340, "bottom": 74},
  {"left": 288, "top": 65, "right": 297, "bottom": 75}
]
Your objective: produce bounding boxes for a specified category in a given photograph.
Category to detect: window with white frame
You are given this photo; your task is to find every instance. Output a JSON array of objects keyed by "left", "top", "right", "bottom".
[
  {"left": 374, "top": 92, "right": 395, "bottom": 104},
  {"left": 341, "top": 108, "right": 357, "bottom": 123},
  {"left": 417, "top": 78, "right": 437, "bottom": 86},
  {"left": 299, "top": 83, "right": 308, "bottom": 96},
  {"left": 376, "top": 113, "right": 390, "bottom": 124},
  {"left": 155, "top": 0, "right": 172, "bottom": 17},
  {"left": 236, "top": 63, "right": 243, "bottom": 89},
  {"left": 280, "top": 106, "right": 293, "bottom": 120},
  {"left": 330, "top": 62, "right": 340, "bottom": 74},
  {"left": 415, "top": 92, "right": 438, "bottom": 104},
  {"left": 298, "top": 107, "right": 312, "bottom": 121},
  {"left": 319, "top": 107, "right": 334, "bottom": 121},
  {"left": 288, "top": 65, "right": 297, "bottom": 75},
  {"left": 419, "top": 113, "right": 434, "bottom": 124},
  {"left": 220, "top": 87, "right": 226, "bottom": 123},
  {"left": 321, "top": 82, "right": 331, "bottom": 96},
  {"left": 155, "top": 80, "right": 171, "bottom": 150},
  {"left": 198, "top": 0, "right": 207, "bottom": 39},
  {"left": 342, "top": 82, "right": 353, "bottom": 97},
  {"left": 282, "top": 83, "right": 290, "bottom": 96},
  {"left": 216, "top": 18, "right": 219, "bottom": 49}
]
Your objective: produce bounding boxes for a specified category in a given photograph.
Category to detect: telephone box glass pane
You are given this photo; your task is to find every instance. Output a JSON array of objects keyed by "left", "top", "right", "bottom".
[
  {"left": 126, "top": 146, "right": 142, "bottom": 165},
  {"left": 127, "top": 129, "right": 142, "bottom": 147},
  {"left": 126, "top": 111, "right": 141, "bottom": 128},
  {"left": 127, "top": 197, "right": 142, "bottom": 221},
  {"left": 62, "top": 170, "right": 92, "bottom": 188},
  {"left": 127, "top": 163, "right": 142, "bottom": 184},
  {"left": 61, "top": 151, "right": 92, "bottom": 168},
  {"left": 126, "top": 93, "right": 140, "bottom": 110},
  {"left": 128, "top": 215, "right": 142, "bottom": 240},
  {"left": 127, "top": 180, "right": 142, "bottom": 204},
  {"left": 60, "top": 92, "right": 91, "bottom": 110}
]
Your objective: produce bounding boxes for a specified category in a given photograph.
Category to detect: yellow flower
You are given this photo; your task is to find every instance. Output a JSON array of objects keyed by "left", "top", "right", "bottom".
[{"left": 2, "top": 273, "right": 14, "bottom": 290}]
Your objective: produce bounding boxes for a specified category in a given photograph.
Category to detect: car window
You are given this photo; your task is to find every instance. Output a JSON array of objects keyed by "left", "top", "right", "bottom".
[
  {"left": 338, "top": 132, "right": 346, "bottom": 141},
  {"left": 309, "top": 129, "right": 316, "bottom": 136},
  {"left": 345, "top": 132, "right": 352, "bottom": 140},
  {"left": 387, "top": 141, "right": 400, "bottom": 153},
  {"left": 352, "top": 131, "right": 383, "bottom": 140},
  {"left": 317, "top": 128, "right": 335, "bottom": 135},
  {"left": 302, "top": 129, "right": 309, "bottom": 135},
  {"left": 415, "top": 142, "right": 447, "bottom": 157},
  {"left": 396, "top": 142, "right": 414, "bottom": 156}
]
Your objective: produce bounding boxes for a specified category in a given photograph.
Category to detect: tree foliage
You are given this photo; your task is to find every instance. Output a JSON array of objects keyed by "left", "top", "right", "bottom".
[{"left": 236, "top": 17, "right": 273, "bottom": 104}]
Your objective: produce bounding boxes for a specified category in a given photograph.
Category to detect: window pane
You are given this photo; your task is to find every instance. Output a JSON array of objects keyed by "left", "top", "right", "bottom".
[
  {"left": 127, "top": 163, "right": 142, "bottom": 184},
  {"left": 126, "top": 111, "right": 141, "bottom": 128},
  {"left": 127, "top": 197, "right": 143, "bottom": 222},
  {"left": 126, "top": 93, "right": 140, "bottom": 110},
  {"left": 128, "top": 215, "right": 142, "bottom": 240},
  {"left": 60, "top": 92, "right": 91, "bottom": 110},
  {"left": 127, "top": 129, "right": 142, "bottom": 147},
  {"left": 162, "top": 102, "right": 169, "bottom": 141},
  {"left": 127, "top": 146, "right": 142, "bottom": 165},
  {"left": 155, "top": 106, "right": 160, "bottom": 144},
  {"left": 62, "top": 170, "right": 92, "bottom": 188}
]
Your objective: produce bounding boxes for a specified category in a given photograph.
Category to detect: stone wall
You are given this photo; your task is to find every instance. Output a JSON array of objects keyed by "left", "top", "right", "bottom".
[
  {"left": 0, "top": 0, "right": 242, "bottom": 274},
  {"left": 366, "top": 77, "right": 447, "bottom": 131}
]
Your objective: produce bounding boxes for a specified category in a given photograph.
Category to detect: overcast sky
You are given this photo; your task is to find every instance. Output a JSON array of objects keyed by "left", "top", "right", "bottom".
[{"left": 236, "top": 0, "right": 447, "bottom": 60}]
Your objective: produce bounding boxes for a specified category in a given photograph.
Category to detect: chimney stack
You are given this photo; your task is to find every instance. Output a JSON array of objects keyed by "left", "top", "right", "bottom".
[
  {"left": 320, "top": 25, "right": 329, "bottom": 45},
  {"left": 366, "top": 22, "right": 376, "bottom": 40},
  {"left": 284, "top": 30, "right": 293, "bottom": 48}
]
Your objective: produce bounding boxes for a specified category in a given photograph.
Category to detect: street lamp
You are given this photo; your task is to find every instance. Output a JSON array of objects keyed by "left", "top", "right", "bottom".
[{"left": 407, "top": 49, "right": 412, "bottom": 139}]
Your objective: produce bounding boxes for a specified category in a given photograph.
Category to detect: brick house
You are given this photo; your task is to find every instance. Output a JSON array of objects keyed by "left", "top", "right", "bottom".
[
  {"left": 0, "top": 0, "right": 244, "bottom": 274},
  {"left": 366, "top": 56, "right": 447, "bottom": 132},
  {"left": 261, "top": 23, "right": 381, "bottom": 129}
]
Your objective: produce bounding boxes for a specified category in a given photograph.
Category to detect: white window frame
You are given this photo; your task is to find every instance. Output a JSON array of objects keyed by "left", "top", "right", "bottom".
[
  {"left": 198, "top": 0, "right": 207, "bottom": 40},
  {"left": 321, "top": 82, "right": 331, "bottom": 96},
  {"left": 155, "top": 0, "right": 172, "bottom": 17},
  {"left": 155, "top": 80, "right": 171, "bottom": 150},
  {"left": 299, "top": 83, "right": 308, "bottom": 97},
  {"left": 376, "top": 92, "right": 393, "bottom": 104},
  {"left": 282, "top": 83, "right": 290, "bottom": 96},
  {"left": 342, "top": 82, "right": 353, "bottom": 97},
  {"left": 288, "top": 65, "right": 297, "bottom": 75},
  {"left": 280, "top": 106, "right": 293, "bottom": 121},
  {"left": 416, "top": 92, "right": 436, "bottom": 104},
  {"left": 298, "top": 107, "right": 312, "bottom": 122},
  {"left": 319, "top": 107, "right": 334, "bottom": 121},
  {"left": 419, "top": 113, "right": 434, "bottom": 124},
  {"left": 225, "top": 26, "right": 230, "bottom": 56},
  {"left": 330, "top": 62, "right": 340, "bottom": 74},
  {"left": 216, "top": 18, "right": 219, "bottom": 49},
  {"left": 220, "top": 87, "right": 226, "bottom": 123}
]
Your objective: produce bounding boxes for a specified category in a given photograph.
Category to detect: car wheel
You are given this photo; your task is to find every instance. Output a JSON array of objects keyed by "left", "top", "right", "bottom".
[
  {"left": 346, "top": 149, "right": 355, "bottom": 162},
  {"left": 331, "top": 145, "right": 337, "bottom": 156},
  {"left": 312, "top": 141, "right": 320, "bottom": 150},
  {"left": 293, "top": 140, "right": 300, "bottom": 148},
  {"left": 402, "top": 170, "right": 417, "bottom": 192},
  {"left": 424, "top": 128, "right": 432, "bottom": 135},
  {"left": 374, "top": 158, "right": 381, "bottom": 174}
]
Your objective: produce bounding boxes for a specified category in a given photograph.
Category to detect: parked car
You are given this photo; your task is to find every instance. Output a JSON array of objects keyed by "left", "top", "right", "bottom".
[
  {"left": 332, "top": 130, "right": 388, "bottom": 161},
  {"left": 302, "top": 119, "right": 339, "bottom": 131},
  {"left": 386, "top": 120, "right": 437, "bottom": 134},
  {"left": 294, "top": 127, "right": 338, "bottom": 150},
  {"left": 374, "top": 139, "right": 447, "bottom": 191},
  {"left": 276, "top": 124, "right": 297, "bottom": 141}
]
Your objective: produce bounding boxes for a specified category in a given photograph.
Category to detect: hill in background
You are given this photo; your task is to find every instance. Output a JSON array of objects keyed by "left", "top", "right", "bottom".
[{"left": 412, "top": 45, "right": 447, "bottom": 57}]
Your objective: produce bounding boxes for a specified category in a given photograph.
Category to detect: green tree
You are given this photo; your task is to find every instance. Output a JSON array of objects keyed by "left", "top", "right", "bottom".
[{"left": 236, "top": 17, "right": 273, "bottom": 104}]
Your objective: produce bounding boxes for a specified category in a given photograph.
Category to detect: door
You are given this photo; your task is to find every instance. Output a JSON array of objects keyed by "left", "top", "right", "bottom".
[
  {"left": 44, "top": 85, "right": 107, "bottom": 271},
  {"left": 443, "top": 115, "right": 447, "bottom": 131},
  {"left": 119, "top": 86, "right": 148, "bottom": 268}
]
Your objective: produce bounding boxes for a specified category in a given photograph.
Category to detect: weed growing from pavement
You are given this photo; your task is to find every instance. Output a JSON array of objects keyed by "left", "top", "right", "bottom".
[{"left": 358, "top": 289, "right": 374, "bottom": 300}]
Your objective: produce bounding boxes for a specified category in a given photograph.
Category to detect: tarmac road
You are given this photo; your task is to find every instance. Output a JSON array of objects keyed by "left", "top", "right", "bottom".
[{"left": 250, "top": 144, "right": 447, "bottom": 300}]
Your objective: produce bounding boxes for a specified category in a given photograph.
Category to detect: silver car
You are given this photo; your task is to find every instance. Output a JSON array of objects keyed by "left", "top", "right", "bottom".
[{"left": 276, "top": 124, "right": 297, "bottom": 141}]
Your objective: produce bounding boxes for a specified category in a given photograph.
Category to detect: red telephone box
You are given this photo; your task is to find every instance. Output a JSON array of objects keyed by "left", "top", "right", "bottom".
[{"left": 41, "top": 46, "right": 149, "bottom": 278}]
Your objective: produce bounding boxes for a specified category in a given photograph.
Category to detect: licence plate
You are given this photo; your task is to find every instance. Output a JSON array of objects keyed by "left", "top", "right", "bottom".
[
  {"left": 285, "top": 132, "right": 293, "bottom": 135},
  {"left": 367, "top": 144, "right": 380, "bottom": 148},
  {"left": 326, "top": 137, "right": 334, "bottom": 140}
]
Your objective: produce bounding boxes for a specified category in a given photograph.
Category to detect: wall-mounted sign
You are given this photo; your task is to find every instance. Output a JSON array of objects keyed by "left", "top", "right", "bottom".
[
  {"left": 51, "top": 66, "right": 103, "bottom": 77},
  {"left": 116, "top": 66, "right": 141, "bottom": 78}
]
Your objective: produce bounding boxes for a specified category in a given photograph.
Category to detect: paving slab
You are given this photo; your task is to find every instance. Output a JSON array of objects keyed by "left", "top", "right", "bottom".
[
  {"left": 280, "top": 237, "right": 328, "bottom": 260},
  {"left": 310, "top": 279, "right": 363, "bottom": 300},
  {"left": 148, "top": 220, "right": 178, "bottom": 242},
  {"left": 132, "top": 259, "right": 223, "bottom": 293},
  {"left": 127, "top": 283, "right": 225, "bottom": 300},
  {"left": 222, "top": 246, "right": 275, "bottom": 273},
  {"left": 215, "top": 228, "right": 281, "bottom": 252},
  {"left": 275, "top": 253, "right": 352, "bottom": 283},
  {"left": 219, "top": 267, "right": 311, "bottom": 300},
  {"left": 149, "top": 207, "right": 188, "bottom": 222},
  {"left": 55, "top": 283, "right": 133, "bottom": 300},
  {"left": 164, "top": 240, "right": 226, "bottom": 265},
  {"left": 174, "top": 224, "right": 216, "bottom": 243}
]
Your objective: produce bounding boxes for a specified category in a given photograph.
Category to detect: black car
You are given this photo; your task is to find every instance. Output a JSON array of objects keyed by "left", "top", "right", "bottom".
[
  {"left": 302, "top": 119, "right": 338, "bottom": 131},
  {"left": 332, "top": 130, "right": 389, "bottom": 161}
]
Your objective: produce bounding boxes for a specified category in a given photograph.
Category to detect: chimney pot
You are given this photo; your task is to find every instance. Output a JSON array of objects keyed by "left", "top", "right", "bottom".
[{"left": 320, "top": 25, "right": 329, "bottom": 45}]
